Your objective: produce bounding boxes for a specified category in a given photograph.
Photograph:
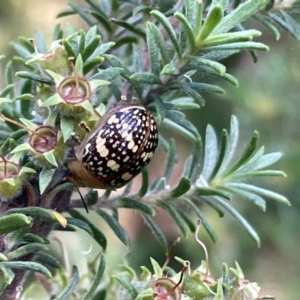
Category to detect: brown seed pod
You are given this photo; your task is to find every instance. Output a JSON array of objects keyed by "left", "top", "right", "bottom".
[{"left": 68, "top": 104, "right": 158, "bottom": 189}]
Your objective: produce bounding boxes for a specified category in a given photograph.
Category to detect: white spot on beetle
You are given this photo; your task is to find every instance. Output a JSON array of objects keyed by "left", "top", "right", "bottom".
[
  {"left": 107, "top": 160, "right": 120, "bottom": 171},
  {"left": 127, "top": 140, "right": 135, "bottom": 150},
  {"left": 99, "top": 146, "right": 109, "bottom": 157},
  {"left": 107, "top": 114, "right": 117, "bottom": 124},
  {"left": 122, "top": 172, "right": 133, "bottom": 180}
]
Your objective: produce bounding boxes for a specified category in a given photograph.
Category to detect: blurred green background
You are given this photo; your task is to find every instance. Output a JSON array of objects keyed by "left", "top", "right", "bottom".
[{"left": 1, "top": 0, "right": 299, "bottom": 299}]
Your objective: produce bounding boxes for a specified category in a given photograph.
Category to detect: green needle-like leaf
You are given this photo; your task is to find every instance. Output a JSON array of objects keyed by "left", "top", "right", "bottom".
[
  {"left": 83, "top": 255, "right": 106, "bottom": 300},
  {"left": 157, "top": 200, "right": 189, "bottom": 237},
  {"left": 212, "top": 196, "right": 261, "bottom": 246},
  {"left": 96, "top": 208, "right": 130, "bottom": 247},
  {"left": 150, "top": 10, "right": 181, "bottom": 58},
  {"left": 56, "top": 266, "right": 79, "bottom": 300},
  {"left": 198, "top": 5, "right": 223, "bottom": 41},
  {"left": 213, "top": 0, "right": 268, "bottom": 34},
  {"left": 142, "top": 215, "right": 168, "bottom": 253},
  {"left": 146, "top": 23, "right": 161, "bottom": 76}
]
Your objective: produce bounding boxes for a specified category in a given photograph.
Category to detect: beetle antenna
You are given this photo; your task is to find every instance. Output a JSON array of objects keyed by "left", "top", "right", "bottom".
[{"left": 77, "top": 188, "right": 89, "bottom": 213}]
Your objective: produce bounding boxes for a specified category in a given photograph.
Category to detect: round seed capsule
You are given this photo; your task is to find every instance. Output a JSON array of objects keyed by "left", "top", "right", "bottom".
[{"left": 68, "top": 104, "right": 158, "bottom": 189}]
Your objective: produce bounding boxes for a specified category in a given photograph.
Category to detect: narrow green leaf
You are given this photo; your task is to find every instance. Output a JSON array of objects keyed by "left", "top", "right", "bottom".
[
  {"left": 183, "top": 0, "right": 195, "bottom": 27},
  {"left": 254, "top": 152, "right": 282, "bottom": 171},
  {"left": 192, "top": 57, "right": 226, "bottom": 75},
  {"left": 68, "top": 2, "right": 94, "bottom": 27},
  {"left": 82, "top": 35, "right": 101, "bottom": 61},
  {"left": 83, "top": 57, "right": 105, "bottom": 74},
  {"left": 223, "top": 131, "right": 259, "bottom": 177},
  {"left": 0, "top": 214, "right": 33, "bottom": 235},
  {"left": 183, "top": 198, "right": 217, "bottom": 242},
  {"left": 83, "top": 255, "right": 106, "bottom": 300},
  {"left": 183, "top": 156, "right": 192, "bottom": 178},
  {"left": 53, "top": 23, "right": 63, "bottom": 40},
  {"left": 135, "top": 288, "right": 154, "bottom": 299},
  {"left": 1, "top": 261, "right": 52, "bottom": 278},
  {"left": 203, "top": 41, "right": 269, "bottom": 51},
  {"left": 122, "top": 180, "right": 133, "bottom": 196},
  {"left": 194, "top": 0, "right": 203, "bottom": 36},
  {"left": 92, "top": 67, "right": 123, "bottom": 81},
  {"left": 227, "top": 182, "right": 290, "bottom": 206},
  {"left": 150, "top": 257, "right": 163, "bottom": 277},
  {"left": 154, "top": 96, "right": 167, "bottom": 123},
  {"left": 90, "top": 11, "right": 112, "bottom": 33},
  {"left": 0, "top": 266, "right": 14, "bottom": 293},
  {"left": 84, "top": 23, "right": 97, "bottom": 44},
  {"left": 234, "top": 146, "right": 265, "bottom": 174},
  {"left": 57, "top": 266, "right": 79, "bottom": 300},
  {"left": 219, "top": 185, "right": 266, "bottom": 211},
  {"left": 130, "top": 72, "right": 161, "bottom": 84},
  {"left": 231, "top": 170, "right": 286, "bottom": 179},
  {"left": 213, "top": 0, "right": 268, "bottom": 34},
  {"left": 142, "top": 215, "right": 168, "bottom": 253},
  {"left": 103, "top": 54, "right": 143, "bottom": 97},
  {"left": 4, "top": 207, "right": 57, "bottom": 221},
  {"left": 146, "top": 23, "right": 161, "bottom": 76},
  {"left": 252, "top": 14, "right": 280, "bottom": 40},
  {"left": 34, "top": 31, "right": 47, "bottom": 53},
  {"left": 165, "top": 110, "right": 200, "bottom": 137},
  {"left": 0, "top": 84, "right": 15, "bottom": 98},
  {"left": 160, "top": 62, "right": 179, "bottom": 76},
  {"left": 116, "top": 198, "right": 155, "bottom": 216},
  {"left": 171, "top": 177, "right": 191, "bottom": 197},
  {"left": 213, "top": 196, "right": 260, "bottom": 246},
  {"left": 112, "top": 275, "right": 138, "bottom": 299},
  {"left": 157, "top": 200, "right": 189, "bottom": 237},
  {"left": 175, "top": 208, "right": 196, "bottom": 232},
  {"left": 164, "top": 138, "right": 177, "bottom": 181},
  {"left": 150, "top": 177, "right": 166, "bottom": 192},
  {"left": 112, "top": 36, "right": 139, "bottom": 50},
  {"left": 43, "top": 150, "right": 58, "bottom": 167},
  {"left": 60, "top": 117, "right": 74, "bottom": 142},
  {"left": 39, "top": 168, "right": 56, "bottom": 194},
  {"left": 195, "top": 187, "right": 230, "bottom": 199},
  {"left": 35, "top": 253, "right": 61, "bottom": 269},
  {"left": 139, "top": 169, "right": 149, "bottom": 197},
  {"left": 111, "top": 18, "right": 146, "bottom": 38},
  {"left": 150, "top": 10, "right": 181, "bottom": 58},
  {"left": 174, "top": 11, "right": 196, "bottom": 49},
  {"left": 179, "top": 83, "right": 206, "bottom": 106},
  {"left": 202, "top": 125, "right": 218, "bottom": 180},
  {"left": 7, "top": 243, "right": 46, "bottom": 260},
  {"left": 218, "top": 115, "right": 239, "bottom": 175},
  {"left": 198, "top": 5, "right": 223, "bottom": 41},
  {"left": 18, "top": 36, "right": 35, "bottom": 52},
  {"left": 96, "top": 209, "right": 130, "bottom": 247},
  {"left": 162, "top": 118, "right": 196, "bottom": 143},
  {"left": 69, "top": 209, "right": 107, "bottom": 250},
  {"left": 281, "top": 11, "right": 300, "bottom": 40},
  {"left": 189, "top": 139, "right": 202, "bottom": 180},
  {"left": 56, "top": 9, "right": 76, "bottom": 18},
  {"left": 146, "top": 22, "right": 169, "bottom": 64},
  {"left": 66, "top": 217, "right": 93, "bottom": 235},
  {"left": 16, "top": 71, "right": 53, "bottom": 85},
  {"left": 186, "top": 82, "right": 225, "bottom": 94},
  {"left": 203, "top": 29, "right": 261, "bottom": 48},
  {"left": 199, "top": 196, "right": 224, "bottom": 217},
  {"left": 62, "top": 38, "right": 77, "bottom": 59},
  {"left": 209, "top": 129, "right": 227, "bottom": 180}
]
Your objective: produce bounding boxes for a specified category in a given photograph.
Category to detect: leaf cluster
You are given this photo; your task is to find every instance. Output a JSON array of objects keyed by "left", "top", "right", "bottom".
[{"left": 0, "top": 0, "right": 294, "bottom": 299}]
